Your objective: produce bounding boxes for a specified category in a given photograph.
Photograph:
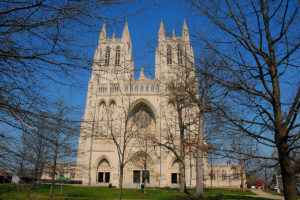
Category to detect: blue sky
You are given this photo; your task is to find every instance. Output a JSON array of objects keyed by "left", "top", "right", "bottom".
[
  {"left": 61, "top": 0, "right": 196, "bottom": 117},
  {"left": 59, "top": 0, "right": 298, "bottom": 161}
]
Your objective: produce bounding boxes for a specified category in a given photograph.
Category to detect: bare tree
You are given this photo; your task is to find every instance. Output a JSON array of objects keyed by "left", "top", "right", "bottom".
[
  {"left": 192, "top": 54, "right": 228, "bottom": 196},
  {"left": 0, "top": 1, "right": 150, "bottom": 198},
  {"left": 105, "top": 80, "right": 149, "bottom": 200},
  {"left": 154, "top": 50, "right": 199, "bottom": 193},
  {"left": 186, "top": 0, "right": 300, "bottom": 199},
  {"left": 130, "top": 122, "right": 156, "bottom": 194},
  {"left": 47, "top": 102, "right": 78, "bottom": 200},
  {"left": 25, "top": 118, "right": 52, "bottom": 185},
  {"left": 0, "top": 0, "right": 141, "bottom": 130}
]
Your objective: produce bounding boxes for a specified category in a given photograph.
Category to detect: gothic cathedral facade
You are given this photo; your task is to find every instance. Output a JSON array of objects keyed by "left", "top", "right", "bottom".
[{"left": 76, "top": 21, "right": 244, "bottom": 188}]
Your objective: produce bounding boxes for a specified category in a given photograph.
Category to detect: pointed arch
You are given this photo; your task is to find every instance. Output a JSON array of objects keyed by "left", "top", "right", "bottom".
[
  {"left": 129, "top": 98, "right": 156, "bottom": 124},
  {"left": 98, "top": 99, "right": 106, "bottom": 107},
  {"left": 94, "top": 155, "right": 112, "bottom": 184},
  {"left": 109, "top": 99, "right": 117, "bottom": 115},
  {"left": 130, "top": 151, "right": 154, "bottom": 168},
  {"left": 109, "top": 99, "right": 117, "bottom": 106},
  {"left": 94, "top": 155, "right": 112, "bottom": 169},
  {"left": 171, "top": 159, "right": 180, "bottom": 168},
  {"left": 130, "top": 99, "right": 156, "bottom": 118}
]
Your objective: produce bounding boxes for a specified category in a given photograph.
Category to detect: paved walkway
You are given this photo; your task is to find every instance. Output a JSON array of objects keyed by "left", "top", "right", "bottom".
[{"left": 250, "top": 190, "right": 284, "bottom": 200}]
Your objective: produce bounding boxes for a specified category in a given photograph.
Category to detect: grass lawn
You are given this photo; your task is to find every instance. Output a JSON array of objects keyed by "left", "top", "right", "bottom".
[{"left": 0, "top": 184, "right": 273, "bottom": 200}]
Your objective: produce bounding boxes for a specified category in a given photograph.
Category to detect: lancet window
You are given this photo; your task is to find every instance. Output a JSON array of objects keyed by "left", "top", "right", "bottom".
[
  {"left": 167, "top": 45, "right": 172, "bottom": 65},
  {"left": 177, "top": 45, "right": 183, "bottom": 65},
  {"left": 115, "top": 46, "right": 120, "bottom": 66},
  {"left": 105, "top": 46, "right": 110, "bottom": 66}
]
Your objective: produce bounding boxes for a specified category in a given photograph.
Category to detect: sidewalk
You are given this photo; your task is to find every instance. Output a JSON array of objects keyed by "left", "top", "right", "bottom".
[{"left": 250, "top": 190, "right": 284, "bottom": 200}]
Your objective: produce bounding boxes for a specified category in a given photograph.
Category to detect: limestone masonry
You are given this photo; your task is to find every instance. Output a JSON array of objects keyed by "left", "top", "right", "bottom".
[{"left": 75, "top": 21, "right": 245, "bottom": 188}]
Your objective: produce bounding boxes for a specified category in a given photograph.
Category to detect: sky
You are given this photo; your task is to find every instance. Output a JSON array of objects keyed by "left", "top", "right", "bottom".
[
  {"left": 54, "top": 0, "right": 298, "bottom": 160},
  {"left": 62, "top": 0, "right": 197, "bottom": 117}
]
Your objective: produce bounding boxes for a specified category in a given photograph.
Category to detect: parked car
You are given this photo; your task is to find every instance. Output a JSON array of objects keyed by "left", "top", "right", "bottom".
[
  {"left": 296, "top": 184, "right": 300, "bottom": 195},
  {"left": 270, "top": 184, "right": 284, "bottom": 193},
  {"left": 270, "top": 184, "right": 277, "bottom": 191}
]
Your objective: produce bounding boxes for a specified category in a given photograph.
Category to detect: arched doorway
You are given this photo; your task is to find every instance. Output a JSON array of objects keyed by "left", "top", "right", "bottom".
[
  {"left": 126, "top": 99, "right": 157, "bottom": 186},
  {"left": 170, "top": 159, "right": 180, "bottom": 185},
  {"left": 96, "top": 158, "right": 111, "bottom": 184},
  {"left": 130, "top": 151, "right": 154, "bottom": 185}
]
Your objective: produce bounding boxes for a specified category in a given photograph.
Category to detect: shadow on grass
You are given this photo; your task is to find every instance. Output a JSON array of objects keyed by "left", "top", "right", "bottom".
[
  {"left": 174, "top": 194, "right": 272, "bottom": 200},
  {"left": 0, "top": 185, "right": 273, "bottom": 200},
  {"left": 223, "top": 195, "right": 272, "bottom": 200}
]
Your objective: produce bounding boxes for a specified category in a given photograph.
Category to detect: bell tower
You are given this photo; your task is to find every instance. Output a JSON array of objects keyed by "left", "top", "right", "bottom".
[
  {"left": 155, "top": 20, "right": 194, "bottom": 81},
  {"left": 91, "top": 22, "right": 134, "bottom": 83}
]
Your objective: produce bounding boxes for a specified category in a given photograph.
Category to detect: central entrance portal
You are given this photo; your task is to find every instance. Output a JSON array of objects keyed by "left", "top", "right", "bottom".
[
  {"left": 98, "top": 172, "right": 110, "bottom": 183},
  {"left": 133, "top": 170, "right": 150, "bottom": 184},
  {"left": 96, "top": 158, "right": 111, "bottom": 184}
]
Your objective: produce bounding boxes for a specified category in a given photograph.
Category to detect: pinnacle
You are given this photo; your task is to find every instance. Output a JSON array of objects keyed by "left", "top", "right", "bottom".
[
  {"left": 122, "top": 21, "right": 130, "bottom": 39},
  {"left": 99, "top": 23, "right": 106, "bottom": 40},
  {"left": 159, "top": 19, "right": 165, "bottom": 33},
  {"left": 183, "top": 19, "right": 188, "bottom": 30}
]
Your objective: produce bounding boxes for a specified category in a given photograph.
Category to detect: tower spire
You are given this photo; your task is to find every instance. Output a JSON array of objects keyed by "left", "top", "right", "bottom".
[
  {"left": 182, "top": 19, "right": 190, "bottom": 42},
  {"left": 158, "top": 20, "right": 165, "bottom": 44},
  {"left": 159, "top": 20, "right": 165, "bottom": 35},
  {"left": 99, "top": 23, "right": 106, "bottom": 41},
  {"left": 182, "top": 19, "right": 188, "bottom": 32},
  {"left": 122, "top": 21, "right": 130, "bottom": 40}
]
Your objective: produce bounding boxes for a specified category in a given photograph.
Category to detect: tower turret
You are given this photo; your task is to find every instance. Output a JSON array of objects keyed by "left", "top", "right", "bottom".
[
  {"left": 122, "top": 21, "right": 131, "bottom": 43},
  {"left": 182, "top": 20, "right": 190, "bottom": 43},
  {"left": 158, "top": 20, "right": 165, "bottom": 45},
  {"left": 99, "top": 23, "right": 106, "bottom": 41}
]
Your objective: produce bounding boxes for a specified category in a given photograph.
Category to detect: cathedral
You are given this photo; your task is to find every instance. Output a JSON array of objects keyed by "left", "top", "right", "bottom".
[{"left": 75, "top": 21, "right": 245, "bottom": 188}]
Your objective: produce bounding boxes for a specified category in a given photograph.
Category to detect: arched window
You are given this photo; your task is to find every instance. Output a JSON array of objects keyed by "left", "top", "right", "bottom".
[
  {"left": 110, "top": 100, "right": 116, "bottom": 114},
  {"left": 222, "top": 172, "right": 227, "bottom": 181},
  {"left": 98, "top": 101, "right": 106, "bottom": 135},
  {"left": 177, "top": 45, "right": 183, "bottom": 65},
  {"left": 105, "top": 46, "right": 110, "bottom": 66},
  {"left": 210, "top": 173, "right": 216, "bottom": 180},
  {"left": 115, "top": 46, "right": 120, "bottom": 66},
  {"left": 167, "top": 45, "right": 172, "bottom": 65}
]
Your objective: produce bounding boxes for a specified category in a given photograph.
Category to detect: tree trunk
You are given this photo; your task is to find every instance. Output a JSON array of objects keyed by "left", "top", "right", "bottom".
[
  {"left": 278, "top": 149, "right": 297, "bottom": 200},
  {"left": 275, "top": 170, "right": 280, "bottom": 194},
  {"left": 49, "top": 139, "right": 58, "bottom": 200},
  {"left": 178, "top": 108, "right": 187, "bottom": 193},
  {"left": 144, "top": 161, "right": 147, "bottom": 194},
  {"left": 144, "top": 179, "right": 146, "bottom": 194},
  {"left": 119, "top": 165, "right": 124, "bottom": 200},
  {"left": 240, "top": 164, "right": 245, "bottom": 192},
  {"left": 195, "top": 114, "right": 204, "bottom": 196},
  {"left": 179, "top": 159, "right": 186, "bottom": 193}
]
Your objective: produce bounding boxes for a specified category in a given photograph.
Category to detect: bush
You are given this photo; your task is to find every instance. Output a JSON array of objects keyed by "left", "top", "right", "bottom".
[
  {"left": 195, "top": 194, "right": 204, "bottom": 199},
  {"left": 215, "top": 193, "right": 224, "bottom": 198}
]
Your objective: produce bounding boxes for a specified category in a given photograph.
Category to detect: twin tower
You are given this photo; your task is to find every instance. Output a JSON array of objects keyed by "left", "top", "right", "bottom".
[
  {"left": 77, "top": 20, "right": 243, "bottom": 188},
  {"left": 77, "top": 20, "right": 195, "bottom": 186},
  {"left": 90, "top": 20, "right": 194, "bottom": 83}
]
